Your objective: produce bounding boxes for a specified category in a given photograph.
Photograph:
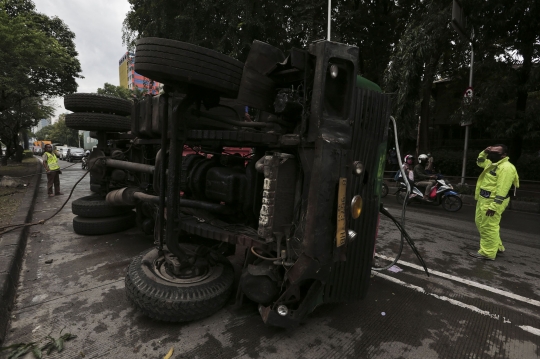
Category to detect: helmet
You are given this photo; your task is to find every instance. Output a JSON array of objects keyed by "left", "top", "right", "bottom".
[
  {"left": 404, "top": 155, "right": 414, "bottom": 163},
  {"left": 418, "top": 154, "right": 428, "bottom": 164}
]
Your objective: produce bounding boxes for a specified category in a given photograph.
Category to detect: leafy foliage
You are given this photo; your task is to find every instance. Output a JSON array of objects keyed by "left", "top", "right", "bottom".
[
  {"left": 34, "top": 114, "right": 80, "bottom": 147},
  {"left": 97, "top": 82, "right": 146, "bottom": 100},
  {"left": 0, "top": 331, "right": 76, "bottom": 359},
  {"left": 0, "top": 0, "right": 82, "bottom": 163},
  {"left": 0, "top": 97, "right": 54, "bottom": 164},
  {"left": 0, "top": 0, "right": 83, "bottom": 111}
]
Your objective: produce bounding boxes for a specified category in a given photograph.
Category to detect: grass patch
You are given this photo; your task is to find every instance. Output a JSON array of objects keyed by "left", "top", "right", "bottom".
[
  {"left": 0, "top": 157, "right": 37, "bottom": 227},
  {"left": 0, "top": 157, "right": 38, "bottom": 177}
]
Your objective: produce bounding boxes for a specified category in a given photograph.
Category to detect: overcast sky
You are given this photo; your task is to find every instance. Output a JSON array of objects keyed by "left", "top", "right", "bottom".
[{"left": 32, "top": 0, "right": 132, "bottom": 122}]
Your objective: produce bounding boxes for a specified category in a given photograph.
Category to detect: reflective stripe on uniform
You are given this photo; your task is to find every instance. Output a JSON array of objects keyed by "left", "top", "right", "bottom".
[
  {"left": 494, "top": 195, "right": 506, "bottom": 204},
  {"left": 477, "top": 158, "right": 485, "bottom": 163}
]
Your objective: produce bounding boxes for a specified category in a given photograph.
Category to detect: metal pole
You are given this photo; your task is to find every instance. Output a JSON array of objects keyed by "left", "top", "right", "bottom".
[
  {"left": 415, "top": 116, "right": 421, "bottom": 158},
  {"left": 460, "top": 33, "right": 474, "bottom": 186},
  {"left": 327, "top": 0, "right": 331, "bottom": 41}
]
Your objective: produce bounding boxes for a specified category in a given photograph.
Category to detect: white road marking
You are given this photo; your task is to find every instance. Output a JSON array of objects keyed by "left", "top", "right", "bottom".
[
  {"left": 375, "top": 254, "right": 540, "bottom": 308},
  {"left": 373, "top": 272, "right": 540, "bottom": 337},
  {"left": 518, "top": 326, "right": 540, "bottom": 336}
]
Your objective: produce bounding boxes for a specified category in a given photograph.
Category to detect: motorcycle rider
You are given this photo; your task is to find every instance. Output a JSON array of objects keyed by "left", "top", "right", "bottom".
[{"left": 414, "top": 154, "right": 437, "bottom": 202}]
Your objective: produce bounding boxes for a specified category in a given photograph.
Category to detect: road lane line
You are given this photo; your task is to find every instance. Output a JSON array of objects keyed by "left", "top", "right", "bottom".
[
  {"left": 375, "top": 254, "right": 540, "bottom": 308},
  {"left": 373, "top": 272, "right": 540, "bottom": 337},
  {"left": 518, "top": 326, "right": 540, "bottom": 336}
]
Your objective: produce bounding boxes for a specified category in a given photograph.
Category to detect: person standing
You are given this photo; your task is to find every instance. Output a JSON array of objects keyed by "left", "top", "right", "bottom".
[
  {"left": 469, "top": 144, "right": 519, "bottom": 260},
  {"left": 42, "top": 144, "right": 63, "bottom": 197}
]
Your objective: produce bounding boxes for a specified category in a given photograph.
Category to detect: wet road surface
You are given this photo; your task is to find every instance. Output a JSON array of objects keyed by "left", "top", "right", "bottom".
[{"left": 1, "top": 167, "right": 539, "bottom": 358}]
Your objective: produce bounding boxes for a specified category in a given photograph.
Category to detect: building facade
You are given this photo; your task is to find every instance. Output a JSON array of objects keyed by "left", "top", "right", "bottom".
[{"left": 118, "top": 52, "right": 160, "bottom": 94}]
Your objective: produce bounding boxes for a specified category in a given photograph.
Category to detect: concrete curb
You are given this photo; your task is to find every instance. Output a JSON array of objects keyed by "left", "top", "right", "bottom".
[{"left": 0, "top": 159, "right": 42, "bottom": 343}]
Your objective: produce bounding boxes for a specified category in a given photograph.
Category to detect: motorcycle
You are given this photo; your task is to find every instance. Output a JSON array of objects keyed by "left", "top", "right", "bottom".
[
  {"left": 381, "top": 181, "right": 389, "bottom": 198},
  {"left": 81, "top": 155, "right": 88, "bottom": 170},
  {"left": 395, "top": 177, "right": 462, "bottom": 212}
]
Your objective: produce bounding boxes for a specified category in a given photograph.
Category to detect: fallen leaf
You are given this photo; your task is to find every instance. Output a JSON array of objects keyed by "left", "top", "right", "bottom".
[{"left": 163, "top": 347, "right": 174, "bottom": 359}]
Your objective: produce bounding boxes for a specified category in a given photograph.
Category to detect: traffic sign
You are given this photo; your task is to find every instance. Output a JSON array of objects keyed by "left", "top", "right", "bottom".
[{"left": 463, "top": 86, "right": 473, "bottom": 105}]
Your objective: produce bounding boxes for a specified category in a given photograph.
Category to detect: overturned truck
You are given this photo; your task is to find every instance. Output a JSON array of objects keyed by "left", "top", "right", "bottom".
[{"left": 65, "top": 37, "right": 392, "bottom": 327}]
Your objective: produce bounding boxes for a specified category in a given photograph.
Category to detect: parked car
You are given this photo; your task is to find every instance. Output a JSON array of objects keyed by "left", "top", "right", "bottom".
[
  {"left": 56, "top": 146, "right": 70, "bottom": 160},
  {"left": 66, "top": 147, "right": 85, "bottom": 162}
]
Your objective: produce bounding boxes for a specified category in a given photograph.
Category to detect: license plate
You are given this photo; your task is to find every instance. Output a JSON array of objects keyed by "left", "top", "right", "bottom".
[{"left": 336, "top": 177, "right": 347, "bottom": 247}]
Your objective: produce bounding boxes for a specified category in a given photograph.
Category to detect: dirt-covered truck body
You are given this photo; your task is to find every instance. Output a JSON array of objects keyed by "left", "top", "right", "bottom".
[{"left": 65, "top": 37, "right": 391, "bottom": 327}]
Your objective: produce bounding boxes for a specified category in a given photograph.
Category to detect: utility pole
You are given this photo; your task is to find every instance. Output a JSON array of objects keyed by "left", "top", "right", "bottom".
[
  {"left": 327, "top": 0, "right": 331, "bottom": 41},
  {"left": 451, "top": 0, "right": 474, "bottom": 185}
]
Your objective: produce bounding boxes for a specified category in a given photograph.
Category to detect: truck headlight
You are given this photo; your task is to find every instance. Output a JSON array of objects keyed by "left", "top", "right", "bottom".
[
  {"left": 329, "top": 64, "right": 339, "bottom": 79},
  {"left": 352, "top": 161, "right": 364, "bottom": 176},
  {"left": 351, "top": 195, "right": 363, "bottom": 219}
]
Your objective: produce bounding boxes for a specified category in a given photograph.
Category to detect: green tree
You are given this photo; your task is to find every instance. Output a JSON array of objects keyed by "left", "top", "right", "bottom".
[
  {"left": 97, "top": 82, "right": 146, "bottom": 100},
  {"left": 0, "top": 0, "right": 82, "bottom": 163},
  {"left": 460, "top": 0, "right": 540, "bottom": 161},
  {"left": 0, "top": 97, "right": 53, "bottom": 164},
  {"left": 0, "top": 0, "right": 83, "bottom": 111},
  {"left": 35, "top": 114, "right": 80, "bottom": 147}
]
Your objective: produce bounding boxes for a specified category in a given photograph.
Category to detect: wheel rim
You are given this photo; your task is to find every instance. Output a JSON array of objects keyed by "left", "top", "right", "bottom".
[
  {"left": 141, "top": 248, "right": 219, "bottom": 285},
  {"left": 153, "top": 257, "right": 212, "bottom": 284},
  {"left": 443, "top": 196, "right": 461, "bottom": 211}
]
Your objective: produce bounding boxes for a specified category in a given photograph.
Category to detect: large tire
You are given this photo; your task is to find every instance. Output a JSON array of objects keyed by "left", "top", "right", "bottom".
[
  {"left": 236, "top": 67, "right": 276, "bottom": 112},
  {"left": 72, "top": 195, "right": 133, "bottom": 218},
  {"left": 64, "top": 93, "right": 132, "bottom": 116},
  {"left": 442, "top": 195, "right": 462, "bottom": 212},
  {"left": 73, "top": 211, "right": 136, "bottom": 235},
  {"left": 125, "top": 245, "right": 234, "bottom": 322},
  {"left": 134, "top": 37, "right": 243, "bottom": 98},
  {"left": 65, "top": 113, "right": 131, "bottom": 132}
]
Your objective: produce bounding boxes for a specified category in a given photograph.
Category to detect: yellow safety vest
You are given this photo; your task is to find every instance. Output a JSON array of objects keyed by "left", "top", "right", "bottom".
[
  {"left": 475, "top": 151, "right": 519, "bottom": 211},
  {"left": 44, "top": 152, "right": 60, "bottom": 171}
]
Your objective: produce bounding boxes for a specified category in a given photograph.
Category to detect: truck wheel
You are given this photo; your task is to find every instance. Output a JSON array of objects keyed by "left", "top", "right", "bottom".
[
  {"left": 134, "top": 37, "right": 243, "bottom": 98},
  {"left": 65, "top": 113, "right": 131, "bottom": 132},
  {"left": 125, "top": 245, "right": 234, "bottom": 322},
  {"left": 64, "top": 93, "right": 132, "bottom": 116},
  {"left": 72, "top": 195, "right": 133, "bottom": 218},
  {"left": 236, "top": 68, "right": 276, "bottom": 112},
  {"left": 72, "top": 211, "right": 135, "bottom": 235},
  {"left": 442, "top": 195, "right": 462, "bottom": 212}
]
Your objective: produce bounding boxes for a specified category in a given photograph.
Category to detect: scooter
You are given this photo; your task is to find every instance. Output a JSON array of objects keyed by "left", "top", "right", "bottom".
[{"left": 395, "top": 177, "right": 462, "bottom": 212}]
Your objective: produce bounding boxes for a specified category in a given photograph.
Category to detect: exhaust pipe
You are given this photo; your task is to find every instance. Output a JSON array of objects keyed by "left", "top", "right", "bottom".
[{"left": 106, "top": 188, "right": 236, "bottom": 215}]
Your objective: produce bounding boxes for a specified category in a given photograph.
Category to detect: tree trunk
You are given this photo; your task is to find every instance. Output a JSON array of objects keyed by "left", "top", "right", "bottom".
[
  {"left": 510, "top": 42, "right": 533, "bottom": 163},
  {"left": 419, "top": 53, "right": 441, "bottom": 154},
  {"left": 22, "top": 131, "right": 29, "bottom": 150}
]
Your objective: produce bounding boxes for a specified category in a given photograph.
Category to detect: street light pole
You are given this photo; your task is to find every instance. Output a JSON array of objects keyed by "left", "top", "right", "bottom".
[
  {"left": 327, "top": 0, "right": 331, "bottom": 41},
  {"left": 460, "top": 31, "right": 474, "bottom": 185}
]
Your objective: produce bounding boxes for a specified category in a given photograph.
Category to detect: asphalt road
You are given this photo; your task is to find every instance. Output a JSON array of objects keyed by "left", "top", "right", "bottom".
[{"left": 1, "top": 167, "right": 539, "bottom": 359}]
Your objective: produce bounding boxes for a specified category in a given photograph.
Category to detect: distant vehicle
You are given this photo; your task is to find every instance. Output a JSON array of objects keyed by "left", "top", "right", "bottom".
[
  {"left": 56, "top": 146, "right": 70, "bottom": 160},
  {"left": 66, "top": 147, "right": 85, "bottom": 162},
  {"left": 33, "top": 140, "right": 52, "bottom": 155}
]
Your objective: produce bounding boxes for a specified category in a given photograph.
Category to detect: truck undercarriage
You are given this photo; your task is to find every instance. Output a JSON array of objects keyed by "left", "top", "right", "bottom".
[{"left": 66, "top": 37, "right": 393, "bottom": 327}]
